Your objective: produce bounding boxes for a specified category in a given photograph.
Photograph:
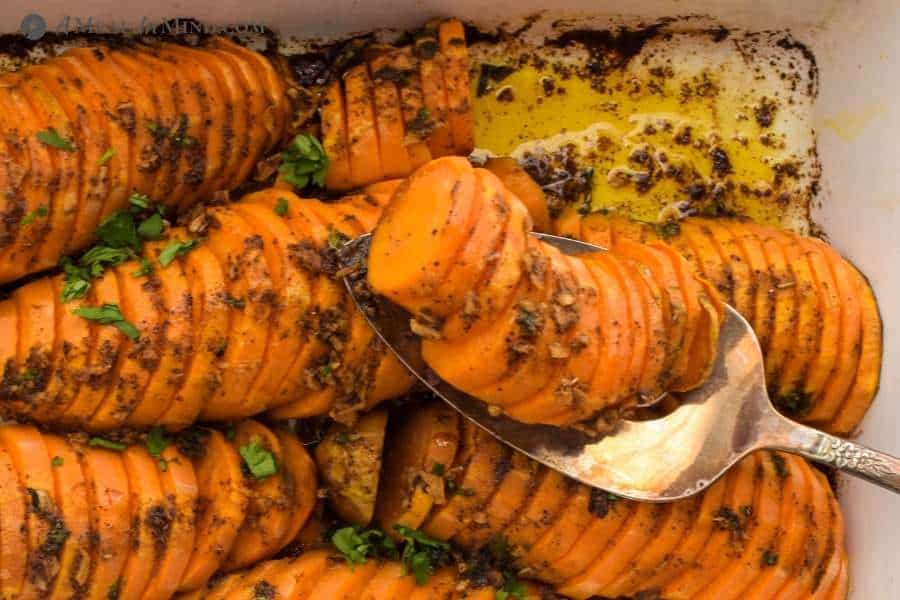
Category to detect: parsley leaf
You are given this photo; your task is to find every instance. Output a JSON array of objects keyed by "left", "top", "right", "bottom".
[
  {"left": 36, "top": 128, "right": 76, "bottom": 152},
  {"left": 73, "top": 303, "right": 140, "bottom": 341},
  {"left": 137, "top": 213, "right": 165, "bottom": 240},
  {"left": 331, "top": 526, "right": 398, "bottom": 566},
  {"left": 96, "top": 211, "right": 140, "bottom": 249},
  {"left": 97, "top": 147, "right": 116, "bottom": 165},
  {"left": 146, "top": 426, "right": 170, "bottom": 457},
  {"left": 89, "top": 437, "right": 126, "bottom": 451},
  {"left": 495, "top": 573, "right": 527, "bottom": 600},
  {"left": 128, "top": 193, "right": 152, "bottom": 209},
  {"left": 327, "top": 227, "right": 349, "bottom": 249},
  {"left": 395, "top": 525, "right": 450, "bottom": 585},
  {"left": 239, "top": 440, "right": 278, "bottom": 479},
  {"left": 20, "top": 205, "right": 48, "bottom": 226},
  {"left": 279, "top": 134, "right": 330, "bottom": 190},
  {"left": 59, "top": 258, "right": 92, "bottom": 302},
  {"left": 158, "top": 239, "right": 200, "bottom": 267},
  {"left": 274, "top": 197, "right": 289, "bottom": 217},
  {"left": 131, "top": 258, "right": 154, "bottom": 278}
]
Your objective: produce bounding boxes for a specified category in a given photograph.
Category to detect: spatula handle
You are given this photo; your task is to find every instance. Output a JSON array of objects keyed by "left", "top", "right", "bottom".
[{"left": 768, "top": 419, "right": 900, "bottom": 494}]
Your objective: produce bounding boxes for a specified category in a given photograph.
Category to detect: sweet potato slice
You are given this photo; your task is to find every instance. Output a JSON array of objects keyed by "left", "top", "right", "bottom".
[
  {"left": 142, "top": 444, "right": 198, "bottom": 600},
  {"left": 423, "top": 426, "right": 508, "bottom": 540},
  {"left": 701, "top": 219, "right": 754, "bottom": 320},
  {"left": 0, "top": 87, "right": 31, "bottom": 281},
  {"left": 0, "top": 297, "right": 17, "bottom": 399},
  {"left": 60, "top": 271, "right": 121, "bottom": 426},
  {"left": 388, "top": 47, "right": 433, "bottom": 169},
  {"left": 136, "top": 240, "right": 196, "bottom": 428},
  {"left": 812, "top": 483, "right": 846, "bottom": 599},
  {"left": 89, "top": 265, "right": 162, "bottom": 429},
  {"left": 199, "top": 209, "right": 273, "bottom": 419},
  {"left": 275, "top": 429, "right": 318, "bottom": 547},
  {"left": 0, "top": 445, "right": 28, "bottom": 598},
  {"left": 359, "top": 560, "right": 417, "bottom": 600},
  {"left": 307, "top": 559, "right": 378, "bottom": 600},
  {"left": 521, "top": 484, "right": 593, "bottom": 571},
  {"left": 678, "top": 221, "right": 735, "bottom": 305},
  {"left": 265, "top": 553, "right": 332, "bottom": 599},
  {"left": 368, "top": 156, "right": 477, "bottom": 314},
  {"left": 0, "top": 425, "right": 59, "bottom": 597},
  {"left": 321, "top": 80, "right": 354, "bottom": 190},
  {"left": 797, "top": 238, "right": 841, "bottom": 402},
  {"left": 484, "top": 157, "right": 550, "bottom": 232},
  {"left": 315, "top": 409, "right": 388, "bottom": 526},
  {"left": 368, "top": 54, "right": 413, "bottom": 178},
  {"left": 344, "top": 64, "right": 385, "bottom": 188},
  {"left": 455, "top": 449, "right": 538, "bottom": 550},
  {"left": 505, "top": 469, "right": 573, "bottom": 552},
  {"left": 79, "top": 442, "right": 132, "bottom": 600},
  {"left": 831, "top": 265, "right": 882, "bottom": 434},
  {"left": 438, "top": 19, "right": 475, "bottom": 156},
  {"left": 179, "top": 429, "right": 248, "bottom": 591},
  {"left": 231, "top": 203, "right": 311, "bottom": 413},
  {"left": 375, "top": 402, "right": 461, "bottom": 535},
  {"left": 10, "top": 277, "right": 55, "bottom": 418},
  {"left": 725, "top": 220, "right": 773, "bottom": 355},
  {"left": 222, "top": 421, "right": 290, "bottom": 570},
  {"left": 118, "top": 446, "right": 166, "bottom": 600},
  {"left": 806, "top": 240, "right": 863, "bottom": 425},
  {"left": 416, "top": 29, "right": 455, "bottom": 158}
]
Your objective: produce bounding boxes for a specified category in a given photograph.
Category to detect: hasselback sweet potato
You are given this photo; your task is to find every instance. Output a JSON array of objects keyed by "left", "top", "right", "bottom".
[
  {"left": 0, "top": 420, "right": 315, "bottom": 598},
  {"left": 367, "top": 157, "right": 723, "bottom": 427},
  {"left": 175, "top": 549, "right": 541, "bottom": 600},
  {"left": 320, "top": 19, "right": 475, "bottom": 191},
  {"left": 0, "top": 38, "right": 292, "bottom": 285},
  {"left": 555, "top": 209, "right": 883, "bottom": 436},
  {"left": 374, "top": 400, "right": 849, "bottom": 600},
  {"left": 0, "top": 182, "right": 413, "bottom": 430}
]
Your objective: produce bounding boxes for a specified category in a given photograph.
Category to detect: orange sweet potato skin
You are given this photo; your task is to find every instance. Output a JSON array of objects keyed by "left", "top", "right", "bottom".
[
  {"left": 0, "top": 181, "right": 412, "bottom": 430},
  {"left": 0, "top": 421, "right": 315, "bottom": 597},
  {"left": 368, "top": 157, "right": 723, "bottom": 428},
  {"left": 554, "top": 210, "right": 882, "bottom": 436},
  {"left": 0, "top": 39, "right": 293, "bottom": 286},
  {"left": 375, "top": 401, "right": 849, "bottom": 600}
]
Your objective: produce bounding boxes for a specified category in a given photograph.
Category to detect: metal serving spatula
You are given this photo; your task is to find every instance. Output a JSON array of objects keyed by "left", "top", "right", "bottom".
[{"left": 343, "top": 232, "right": 900, "bottom": 501}]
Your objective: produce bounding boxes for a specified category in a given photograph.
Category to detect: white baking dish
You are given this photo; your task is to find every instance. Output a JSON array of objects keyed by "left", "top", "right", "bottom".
[{"left": 1, "top": 0, "right": 897, "bottom": 595}]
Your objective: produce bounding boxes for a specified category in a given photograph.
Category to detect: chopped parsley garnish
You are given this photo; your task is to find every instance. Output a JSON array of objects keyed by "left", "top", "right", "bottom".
[
  {"left": 158, "top": 239, "right": 200, "bottom": 267},
  {"left": 274, "top": 197, "right": 289, "bottom": 217},
  {"left": 37, "top": 128, "right": 76, "bottom": 152},
  {"left": 137, "top": 213, "right": 165, "bottom": 240},
  {"left": 128, "top": 193, "right": 152, "bottom": 209},
  {"left": 51, "top": 456, "right": 64, "bottom": 467},
  {"left": 79, "top": 246, "right": 135, "bottom": 275},
  {"left": 73, "top": 303, "right": 139, "bottom": 341},
  {"left": 327, "top": 227, "right": 349, "bottom": 249},
  {"left": 97, "top": 147, "right": 116, "bottom": 165},
  {"left": 146, "top": 426, "right": 170, "bottom": 457},
  {"left": 495, "top": 573, "right": 527, "bottom": 600},
  {"left": 239, "top": 439, "right": 278, "bottom": 479},
  {"left": 395, "top": 525, "right": 451, "bottom": 585},
  {"left": 96, "top": 211, "right": 141, "bottom": 249},
  {"left": 331, "top": 526, "right": 398, "bottom": 566},
  {"left": 60, "top": 259, "right": 91, "bottom": 302},
  {"left": 89, "top": 437, "right": 126, "bottom": 451},
  {"left": 20, "top": 205, "right": 48, "bottom": 226},
  {"left": 279, "top": 134, "right": 329, "bottom": 190},
  {"left": 430, "top": 463, "right": 445, "bottom": 476},
  {"left": 131, "top": 258, "right": 154, "bottom": 278}
]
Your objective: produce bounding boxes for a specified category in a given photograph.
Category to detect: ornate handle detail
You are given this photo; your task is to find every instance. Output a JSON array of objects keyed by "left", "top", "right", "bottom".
[{"left": 771, "top": 420, "right": 900, "bottom": 495}]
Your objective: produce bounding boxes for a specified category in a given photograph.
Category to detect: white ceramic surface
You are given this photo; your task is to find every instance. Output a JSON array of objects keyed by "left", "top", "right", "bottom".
[{"left": 0, "top": 0, "right": 897, "bottom": 594}]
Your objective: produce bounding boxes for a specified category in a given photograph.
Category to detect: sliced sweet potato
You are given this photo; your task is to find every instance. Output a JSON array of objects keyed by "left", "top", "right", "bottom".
[
  {"left": 199, "top": 209, "right": 273, "bottom": 419},
  {"left": 521, "top": 484, "right": 593, "bottom": 570},
  {"left": 678, "top": 221, "right": 735, "bottom": 306},
  {"left": 222, "top": 421, "right": 290, "bottom": 570},
  {"left": 797, "top": 238, "right": 841, "bottom": 402},
  {"left": 178, "top": 429, "right": 248, "bottom": 591},
  {"left": 137, "top": 239, "right": 196, "bottom": 428},
  {"left": 700, "top": 219, "right": 754, "bottom": 319},
  {"left": 10, "top": 277, "right": 55, "bottom": 418},
  {"left": 142, "top": 444, "right": 198, "bottom": 600},
  {"left": 388, "top": 47, "right": 433, "bottom": 169},
  {"left": 266, "top": 553, "right": 332, "bottom": 599},
  {"left": 375, "top": 402, "right": 461, "bottom": 535},
  {"left": 0, "top": 445, "right": 28, "bottom": 598},
  {"left": 505, "top": 469, "right": 573, "bottom": 552},
  {"left": 725, "top": 220, "right": 773, "bottom": 356},
  {"left": 79, "top": 441, "right": 132, "bottom": 600},
  {"left": 309, "top": 559, "right": 379, "bottom": 599},
  {"left": 368, "top": 54, "right": 413, "bottom": 178},
  {"left": 359, "top": 560, "right": 417, "bottom": 600},
  {"left": 47, "top": 275, "right": 91, "bottom": 416},
  {"left": 89, "top": 264, "right": 161, "bottom": 429},
  {"left": 315, "top": 409, "right": 388, "bottom": 526},
  {"left": 118, "top": 446, "right": 166, "bottom": 600},
  {"left": 274, "top": 428, "right": 318, "bottom": 547},
  {"left": 416, "top": 29, "right": 455, "bottom": 158},
  {"left": 484, "top": 157, "right": 549, "bottom": 232},
  {"left": 423, "top": 426, "right": 508, "bottom": 540},
  {"left": 322, "top": 80, "right": 354, "bottom": 190},
  {"left": 344, "top": 64, "right": 385, "bottom": 188},
  {"left": 438, "top": 19, "right": 475, "bottom": 156},
  {"left": 368, "top": 156, "right": 477, "bottom": 314}
]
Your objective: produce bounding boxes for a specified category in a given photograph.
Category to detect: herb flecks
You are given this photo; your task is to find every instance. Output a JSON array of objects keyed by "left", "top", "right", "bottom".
[
  {"left": 239, "top": 439, "right": 278, "bottom": 479},
  {"left": 37, "top": 128, "right": 76, "bottom": 152},
  {"left": 73, "top": 304, "right": 140, "bottom": 341},
  {"left": 279, "top": 134, "right": 329, "bottom": 190}
]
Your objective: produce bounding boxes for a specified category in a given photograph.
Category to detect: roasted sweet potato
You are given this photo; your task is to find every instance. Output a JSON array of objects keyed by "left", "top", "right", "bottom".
[
  {"left": 375, "top": 400, "right": 848, "bottom": 600},
  {"left": 319, "top": 19, "right": 474, "bottom": 191},
  {"left": 554, "top": 212, "right": 882, "bottom": 435},
  {"left": 184, "top": 549, "right": 539, "bottom": 600},
  {"left": 0, "top": 40, "right": 292, "bottom": 285},
  {"left": 368, "top": 157, "right": 723, "bottom": 428},
  {"left": 0, "top": 421, "right": 316, "bottom": 597},
  {"left": 0, "top": 182, "right": 413, "bottom": 430}
]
